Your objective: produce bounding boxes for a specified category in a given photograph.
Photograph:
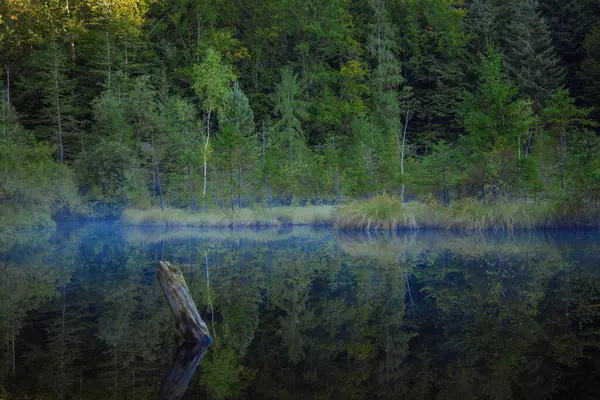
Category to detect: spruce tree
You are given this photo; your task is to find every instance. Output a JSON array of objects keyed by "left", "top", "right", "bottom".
[
  {"left": 459, "top": 47, "right": 534, "bottom": 200},
  {"left": 539, "top": 0, "right": 600, "bottom": 98},
  {"left": 579, "top": 25, "right": 600, "bottom": 119},
  {"left": 366, "top": 0, "right": 403, "bottom": 132},
  {"left": 218, "top": 82, "right": 256, "bottom": 209},
  {"left": 366, "top": 0, "right": 403, "bottom": 192},
  {"left": 465, "top": 0, "right": 499, "bottom": 54},
  {"left": 28, "top": 42, "right": 80, "bottom": 163},
  {"left": 273, "top": 68, "right": 308, "bottom": 204},
  {"left": 501, "top": 0, "right": 564, "bottom": 109}
]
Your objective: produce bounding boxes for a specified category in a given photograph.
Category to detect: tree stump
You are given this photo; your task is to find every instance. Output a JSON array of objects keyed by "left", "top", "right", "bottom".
[{"left": 156, "top": 261, "right": 212, "bottom": 346}]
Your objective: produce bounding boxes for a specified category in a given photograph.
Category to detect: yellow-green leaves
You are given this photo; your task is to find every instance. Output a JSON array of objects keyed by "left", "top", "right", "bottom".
[{"left": 192, "top": 48, "right": 237, "bottom": 113}]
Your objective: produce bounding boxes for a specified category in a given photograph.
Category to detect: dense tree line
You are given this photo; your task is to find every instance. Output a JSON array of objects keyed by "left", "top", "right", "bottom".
[{"left": 1, "top": 0, "right": 599, "bottom": 218}]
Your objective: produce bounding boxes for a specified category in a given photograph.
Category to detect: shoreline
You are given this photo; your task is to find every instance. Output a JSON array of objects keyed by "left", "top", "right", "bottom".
[{"left": 121, "top": 196, "right": 600, "bottom": 232}]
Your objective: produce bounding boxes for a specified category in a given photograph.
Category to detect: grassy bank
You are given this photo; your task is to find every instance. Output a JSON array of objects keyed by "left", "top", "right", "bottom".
[
  {"left": 334, "top": 195, "right": 600, "bottom": 232},
  {"left": 123, "top": 196, "right": 599, "bottom": 231},
  {"left": 122, "top": 205, "right": 335, "bottom": 228}
]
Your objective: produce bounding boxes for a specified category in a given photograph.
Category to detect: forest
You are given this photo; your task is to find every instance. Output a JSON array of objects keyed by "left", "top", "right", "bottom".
[{"left": 1, "top": 0, "right": 600, "bottom": 229}]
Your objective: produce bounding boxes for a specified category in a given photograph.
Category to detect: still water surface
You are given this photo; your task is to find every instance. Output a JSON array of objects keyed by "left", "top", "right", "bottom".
[{"left": 1, "top": 222, "right": 599, "bottom": 399}]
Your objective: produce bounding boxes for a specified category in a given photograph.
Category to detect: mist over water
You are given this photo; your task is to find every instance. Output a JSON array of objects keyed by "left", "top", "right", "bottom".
[{"left": 1, "top": 222, "right": 599, "bottom": 399}]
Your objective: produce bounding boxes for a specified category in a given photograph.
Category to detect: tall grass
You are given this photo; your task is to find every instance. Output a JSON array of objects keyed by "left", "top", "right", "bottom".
[
  {"left": 123, "top": 197, "right": 599, "bottom": 231},
  {"left": 443, "top": 198, "right": 600, "bottom": 231},
  {"left": 334, "top": 195, "right": 600, "bottom": 232},
  {"left": 333, "top": 194, "right": 432, "bottom": 230},
  {"left": 122, "top": 205, "right": 335, "bottom": 228}
]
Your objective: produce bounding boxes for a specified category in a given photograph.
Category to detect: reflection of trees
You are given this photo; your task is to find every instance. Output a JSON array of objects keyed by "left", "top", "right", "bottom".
[
  {"left": 0, "top": 230, "right": 71, "bottom": 382},
  {"left": 0, "top": 262, "right": 62, "bottom": 378},
  {"left": 271, "top": 251, "right": 316, "bottom": 363},
  {"left": 95, "top": 258, "right": 178, "bottom": 399},
  {"left": 2, "top": 225, "right": 600, "bottom": 399}
]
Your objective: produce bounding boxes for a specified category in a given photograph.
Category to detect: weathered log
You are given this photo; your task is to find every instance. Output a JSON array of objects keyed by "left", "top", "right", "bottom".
[
  {"left": 156, "top": 261, "right": 212, "bottom": 345},
  {"left": 160, "top": 342, "right": 208, "bottom": 400}
]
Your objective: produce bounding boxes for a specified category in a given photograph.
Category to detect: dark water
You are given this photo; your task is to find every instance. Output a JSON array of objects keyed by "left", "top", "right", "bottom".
[{"left": 1, "top": 222, "right": 600, "bottom": 399}]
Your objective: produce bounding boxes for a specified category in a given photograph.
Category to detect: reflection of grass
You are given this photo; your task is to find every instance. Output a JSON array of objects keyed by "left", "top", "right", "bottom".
[
  {"left": 124, "top": 226, "right": 331, "bottom": 244},
  {"left": 338, "top": 231, "right": 565, "bottom": 263},
  {"left": 268, "top": 206, "right": 334, "bottom": 225},
  {"left": 338, "top": 233, "right": 423, "bottom": 264},
  {"left": 334, "top": 195, "right": 600, "bottom": 232},
  {"left": 122, "top": 206, "right": 335, "bottom": 228}
]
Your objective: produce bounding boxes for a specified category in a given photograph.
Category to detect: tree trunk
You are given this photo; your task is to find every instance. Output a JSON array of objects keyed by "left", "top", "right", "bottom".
[
  {"left": 188, "top": 167, "right": 195, "bottom": 211},
  {"left": 203, "top": 110, "right": 211, "bottom": 198},
  {"left": 54, "top": 56, "right": 64, "bottom": 163},
  {"left": 66, "top": 0, "right": 75, "bottom": 63},
  {"left": 106, "top": 30, "right": 111, "bottom": 91},
  {"left": 262, "top": 123, "right": 272, "bottom": 210},
  {"left": 213, "top": 167, "right": 217, "bottom": 207},
  {"left": 442, "top": 164, "right": 448, "bottom": 206},
  {"left": 2, "top": 66, "right": 9, "bottom": 137},
  {"left": 519, "top": 137, "right": 527, "bottom": 202},
  {"left": 237, "top": 164, "right": 242, "bottom": 209},
  {"left": 156, "top": 261, "right": 211, "bottom": 345},
  {"left": 152, "top": 166, "right": 157, "bottom": 197},
  {"left": 333, "top": 135, "right": 340, "bottom": 201},
  {"left": 560, "top": 126, "right": 566, "bottom": 191},
  {"left": 230, "top": 154, "right": 235, "bottom": 212},
  {"left": 155, "top": 157, "right": 165, "bottom": 213},
  {"left": 287, "top": 85, "right": 294, "bottom": 205},
  {"left": 400, "top": 116, "right": 409, "bottom": 202},
  {"left": 5, "top": 66, "right": 9, "bottom": 108}
]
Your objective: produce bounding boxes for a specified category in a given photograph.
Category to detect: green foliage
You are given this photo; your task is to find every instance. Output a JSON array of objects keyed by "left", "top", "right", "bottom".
[
  {"left": 192, "top": 48, "right": 237, "bottom": 113},
  {"left": 501, "top": 0, "right": 564, "bottom": 108},
  {"left": 459, "top": 47, "right": 534, "bottom": 198},
  {"left": 580, "top": 25, "right": 600, "bottom": 113},
  {"left": 0, "top": 99, "right": 81, "bottom": 228},
  {"left": 76, "top": 140, "right": 147, "bottom": 206},
  {"left": 1, "top": 0, "right": 599, "bottom": 225}
]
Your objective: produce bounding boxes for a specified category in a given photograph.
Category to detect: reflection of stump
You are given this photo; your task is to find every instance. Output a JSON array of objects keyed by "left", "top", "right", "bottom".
[
  {"left": 156, "top": 261, "right": 212, "bottom": 345},
  {"left": 160, "top": 342, "right": 208, "bottom": 400}
]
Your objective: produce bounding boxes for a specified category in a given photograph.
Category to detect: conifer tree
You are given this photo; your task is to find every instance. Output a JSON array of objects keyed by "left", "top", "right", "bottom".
[
  {"left": 501, "top": 0, "right": 564, "bottom": 109},
  {"left": 459, "top": 47, "right": 534, "bottom": 199},
  {"left": 579, "top": 25, "right": 600, "bottom": 117},
  {"left": 366, "top": 0, "right": 404, "bottom": 193},
  {"left": 463, "top": 0, "right": 501, "bottom": 92},
  {"left": 218, "top": 82, "right": 256, "bottom": 209},
  {"left": 543, "top": 89, "right": 595, "bottom": 192},
  {"left": 539, "top": 0, "right": 600, "bottom": 97},
  {"left": 273, "top": 68, "right": 308, "bottom": 204},
  {"left": 30, "top": 42, "right": 80, "bottom": 163},
  {"left": 366, "top": 0, "right": 403, "bottom": 132}
]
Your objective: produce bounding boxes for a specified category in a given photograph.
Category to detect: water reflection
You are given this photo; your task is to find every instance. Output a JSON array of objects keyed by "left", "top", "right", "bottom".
[{"left": 1, "top": 224, "right": 599, "bottom": 399}]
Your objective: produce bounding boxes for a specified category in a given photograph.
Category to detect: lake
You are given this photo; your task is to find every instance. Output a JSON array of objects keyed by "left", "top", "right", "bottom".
[{"left": 1, "top": 222, "right": 599, "bottom": 399}]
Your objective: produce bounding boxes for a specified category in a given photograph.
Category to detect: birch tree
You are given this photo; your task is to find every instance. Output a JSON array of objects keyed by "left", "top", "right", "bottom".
[{"left": 192, "top": 48, "right": 236, "bottom": 200}]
